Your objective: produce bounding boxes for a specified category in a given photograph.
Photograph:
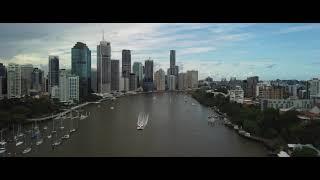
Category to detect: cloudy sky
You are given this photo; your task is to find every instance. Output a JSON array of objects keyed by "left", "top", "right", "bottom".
[{"left": 0, "top": 23, "right": 320, "bottom": 80}]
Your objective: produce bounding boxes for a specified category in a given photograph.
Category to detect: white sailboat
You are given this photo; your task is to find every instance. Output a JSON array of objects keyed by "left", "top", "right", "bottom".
[
  {"left": 22, "top": 136, "right": 31, "bottom": 154},
  {"left": 60, "top": 116, "right": 64, "bottom": 130},
  {"left": 0, "top": 129, "right": 6, "bottom": 146},
  {"left": 51, "top": 118, "right": 57, "bottom": 134},
  {"left": 52, "top": 132, "right": 61, "bottom": 147},
  {"left": 69, "top": 112, "right": 76, "bottom": 133},
  {"left": 80, "top": 111, "right": 88, "bottom": 120},
  {"left": 15, "top": 124, "right": 24, "bottom": 147},
  {"left": 35, "top": 127, "right": 43, "bottom": 146},
  {"left": 17, "top": 124, "right": 24, "bottom": 137}
]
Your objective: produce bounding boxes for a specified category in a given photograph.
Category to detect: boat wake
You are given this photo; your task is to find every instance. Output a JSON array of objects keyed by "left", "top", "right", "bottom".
[{"left": 137, "top": 112, "right": 149, "bottom": 130}]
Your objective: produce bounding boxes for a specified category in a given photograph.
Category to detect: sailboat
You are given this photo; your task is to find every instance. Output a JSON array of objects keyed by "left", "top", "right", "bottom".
[
  {"left": 60, "top": 116, "right": 64, "bottom": 130},
  {"left": 17, "top": 124, "right": 24, "bottom": 138},
  {"left": 69, "top": 112, "right": 76, "bottom": 133},
  {"left": 80, "top": 112, "right": 88, "bottom": 120},
  {"left": 52, "top": 131, "right": 61, "bottom": 147},
  {"left": 15, "top": 124, "right": 24, "bottom": 147},
  {"left": 22, "top": 136, "right": 31, "bottom": 154},
  {"left": 0, "top": 129, "right": 6, "bottom": 146},
  {"left": 51, "top": 119, "right": 57, "bottom": 134},
  {"left": 35, "top": 128, "right": 43, "bottom": 146}
]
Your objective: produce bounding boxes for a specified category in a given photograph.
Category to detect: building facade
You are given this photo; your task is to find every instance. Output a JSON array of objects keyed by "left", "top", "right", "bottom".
[
  {"left": 308, "top": 78, "right": 320, "bottom": 99},
  {"left": 261, "top": 99, "right": 313, "bottom": 111},
  {"left": 257, "top": 85, "right": 286, "bottom": 99},
  {"left": 132, "top": 62, "right": 143, "bottom": 88},
  {"left": 71, "top": 42, "right": 91, "bottom": 97},
  {"left": 122, "top": 50, "right": 131, "bottom": 78},
  {"left": 0, "top": 63, "right": 6, "bottom": 95},
  {"left": 187, "top": 70, "right": 198, "bottom": 89},
  {"left": 48, "top": 56, "right": 59, "bottom": 93},
  {"left": 155, "top": 69, "right": 165, "bottom": 91},
  {"left": 129, "top": 73, "right": 137, "bottom": 91},
  {"left": 178, "top": 73, "right": 187, "bottom": 90},
  {"left": 111, "top": 59, "right": 120, "bottom": 91},
  {"left": 97, "top": 40, "right": 111, "bottom": 93},
  {"left": 20, "top": 64, "right": 33, "bottom": 96},
  {"left": 59, "top": 69, "right": 79, "bottom": 103},
  {"left": 168, "top": 75, "right": 176, "bottom": 91},
  {"left": 7, "top": 63, "right": 21, "bottom": 99},
  {"left": 143, "top": 59, "right": 154, "bottom": 92},
  {"left": 229, "top": 85, "right": 244, "bottom": 104},
  {"left": 246, "top": 76, "right": 259, "bottom": 98},
  {"left": 31, "top": 68, "right": 44, "bottom": 92},
  {"left": 91, "top": 69, "right": 97, "bottom": 93}
]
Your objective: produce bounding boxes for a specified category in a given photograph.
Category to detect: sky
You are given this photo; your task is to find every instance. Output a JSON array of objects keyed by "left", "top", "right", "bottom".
[{"left": 0, "top": 23, "right": 320, "bottom": 81}]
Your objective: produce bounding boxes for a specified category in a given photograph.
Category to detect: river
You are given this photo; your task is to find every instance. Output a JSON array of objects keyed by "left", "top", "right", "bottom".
[{"left": 3, "top": 92, "right": 268, "bottom": 157}]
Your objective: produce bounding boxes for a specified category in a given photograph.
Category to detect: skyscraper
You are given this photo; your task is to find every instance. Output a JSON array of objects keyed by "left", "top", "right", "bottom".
[
  {"left": 122, "top": 50, "right": 131, "bottom": 78},
  {"left": 246, "top": 76, "right": 259, "bottom": 98},
  {"left": 31, "top": 68, "right": 43, "bottom": 92},
  {"left": 97, "top": 39, "right": 111, "bottom": 93},
  {"left": 170, "top": 50, "right": 175, "bottom": 69},
  {"left": 155, "top": 68, "right": 165, "bottom": 91},
  {"left": 21, "top": 64, "right": 33, "bottom": 95},
  {"left": 132, "top": 62, "right": 143, "bottom": 88},
  {"left": 129, "top": 73, "right": 137, "bottom": 91},
  {"left": 143, "top": 59, "right": 154, "bottom": 92},
  {"left": 48, "top": 56, "right": 59, "bottom": 93},
  {"left": 7, "top": 63, "right": 21, "bottom": 99},
  {"left": 168, "top": 75, "right": 176, "bottom": 91},
  {"left": 0, "top": 63, "right": 6, "bottom": 95},
  {"left": 169, "top": 50, "right": 179, "bottom": 76},
  {"left": 71, "top": 42, "right": 91, "bottom": 97},
  {"left": 111, "top": 59, "right": 120, "bottom": 91},
  {"left": 91, "top": 69, "right": 97, "bottom": 93}
]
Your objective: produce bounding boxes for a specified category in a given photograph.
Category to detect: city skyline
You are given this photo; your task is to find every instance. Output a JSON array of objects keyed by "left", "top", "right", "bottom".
[{"left": 1, "top": 23, "right": 320, "bottom": 80}]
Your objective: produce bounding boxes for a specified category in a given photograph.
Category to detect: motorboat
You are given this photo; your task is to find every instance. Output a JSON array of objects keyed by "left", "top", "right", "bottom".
[
  {"left": 47, "top": 134, "right": 52, "bottom": 139},
  {"left": 69, "top": 129, "right": 76, "bottom": 133},
  {"left": 110, "top": 107, "right": 114, "bottom": 110},
  {"left": 22, "top": 147, "right": 31, "bottom": 154},
  {"left": 51, "top": 130, "right": 57, "bottom": 134},
  {"left": 233, "top": 125, "right": 239, "bottom": 130},
  {"left": 192, "top": 103, "right": 195, "bottom": 106},
  {"left": 0, "top": 148, "right": 6, "bottom": 154},
  {"left": 43, "top": 126, "right": 48, "bottom": 130}
]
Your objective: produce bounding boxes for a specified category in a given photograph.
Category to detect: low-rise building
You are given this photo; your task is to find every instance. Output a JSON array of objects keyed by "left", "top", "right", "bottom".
[{"left": 261, "top": 98, "right": 314, "bottom": 111}]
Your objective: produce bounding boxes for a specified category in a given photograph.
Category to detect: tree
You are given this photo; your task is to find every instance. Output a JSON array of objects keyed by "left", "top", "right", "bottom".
[{"left": 291, "top": 146, "right": 318, "bottom": 157}]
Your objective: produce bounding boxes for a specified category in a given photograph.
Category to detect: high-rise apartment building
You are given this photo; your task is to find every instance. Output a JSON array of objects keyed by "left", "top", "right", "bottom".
[
  {"left": 71, "top": 42, "right": 91, "bottom": 97},
  {"left": 187, "top": 70, "right": 198, "bottom": 89},
  {"left": 129, "top": 73, "right": 137, "bottom": 91},
  {"left": 7, "top": 63, "right": 21, "bottom": 99},
  {"left": 155, "top": 69, "right": 165, "bottom": 91}
]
